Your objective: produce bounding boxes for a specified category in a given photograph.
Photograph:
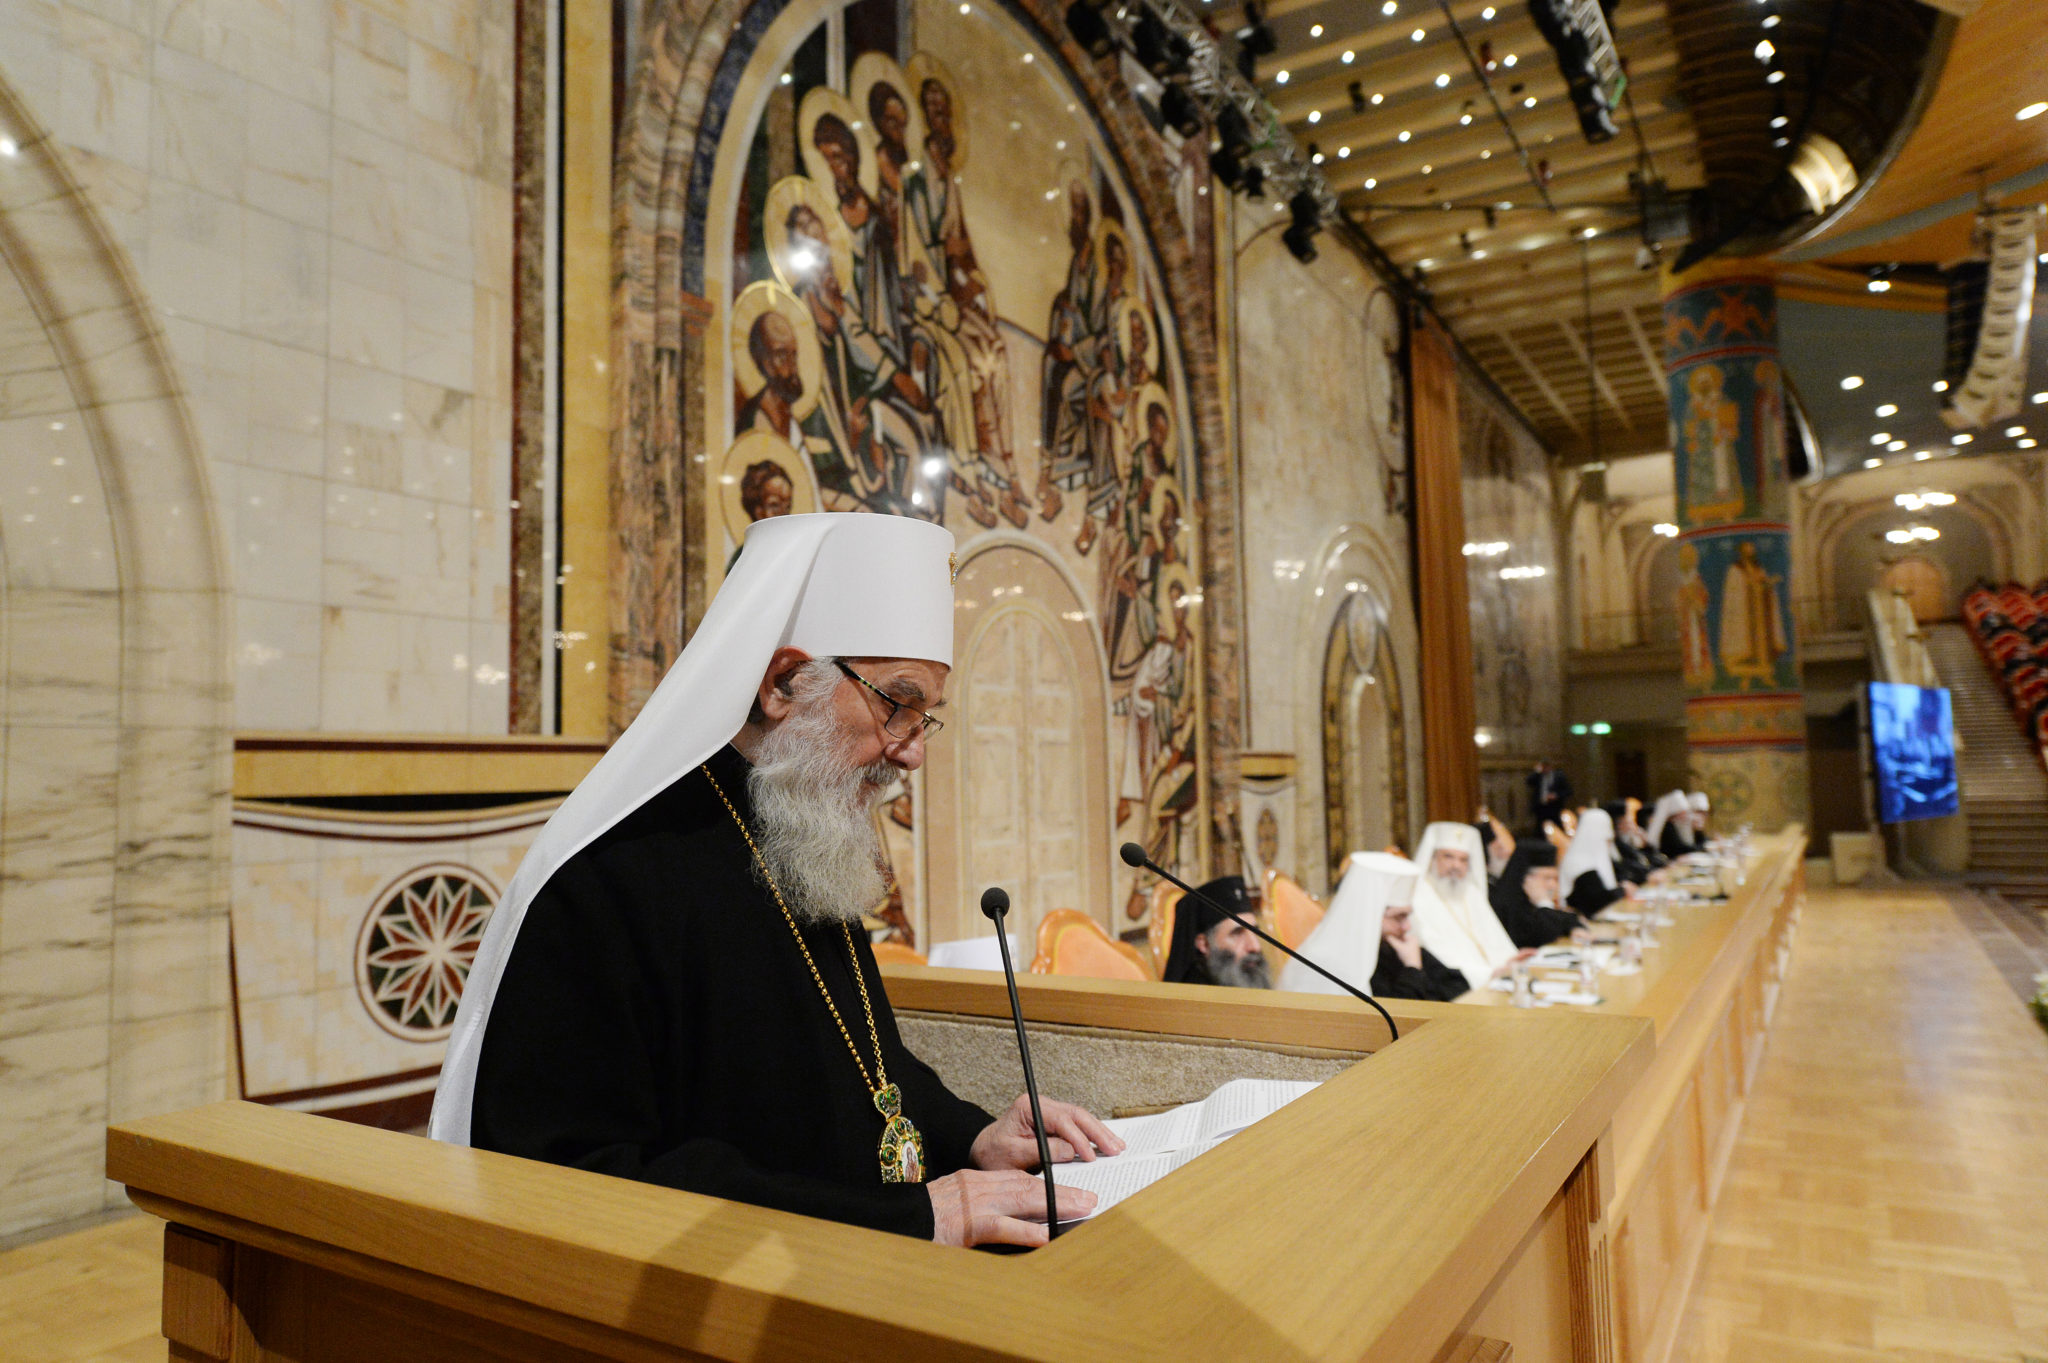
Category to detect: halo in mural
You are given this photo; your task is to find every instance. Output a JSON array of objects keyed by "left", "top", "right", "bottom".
[
  {"left": 850, "top": 53, "right": 923, "bottom": 178},
  {"left": 1093, "top": 216, "right": 1132, "bottom": 298},
  {"left": 718, "top": 430, "right": 821, "bottom": 542},
  {"left": 354, "top": 865, "right": 498, "bottom": 1042},
  {"left": 903, "top": 52, "right": 969, "bottom": 173},
  {"left": 765, "top": 174, "right": 857, "bottom": 297},
  {"left": 731, "top": 279, "right": 825, "bottom": 424},
  {"left": 1110, "top": 296, "right": 1161, "bottom": 382},
  {"left": 798, "top": 86, "right": 882, "bottom": 201}
]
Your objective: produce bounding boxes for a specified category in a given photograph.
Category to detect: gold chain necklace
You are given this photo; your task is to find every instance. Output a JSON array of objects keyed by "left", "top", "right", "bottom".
[{"left": 702, "top": 764, "right": 926, "bottom": 1184}]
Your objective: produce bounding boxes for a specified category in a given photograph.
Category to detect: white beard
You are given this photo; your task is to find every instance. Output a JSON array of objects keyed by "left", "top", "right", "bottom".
[
  {"left": 745, "top": 681, "right": 897, "bottom": 925},
  {"left": 1424, "top": 871, "right": 1472, "bottom": 904}
]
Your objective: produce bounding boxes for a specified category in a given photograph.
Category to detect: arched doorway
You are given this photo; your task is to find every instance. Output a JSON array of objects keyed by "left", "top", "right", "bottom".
[
  {"left": 1321, "top": 587, "right": 1409, "bottom": 881},
  {"left": 1878, "top": 555, "right": 1949, "bottom": 622},
  {"left": 924, "top": 543, "right": 1111, "bottom": 950}
]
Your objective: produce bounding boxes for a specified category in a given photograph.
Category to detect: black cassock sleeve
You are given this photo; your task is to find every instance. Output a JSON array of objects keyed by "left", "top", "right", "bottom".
[
  {"left": 1565, "top": 869, "right": 1626, "bottom": 914},
  {"left": 470, "top": 860, "right": 946, "bottom": 1240},
  {"left": 1658, "top": 824, "right": 1693, "bottom": 859},
  {"left": 1372, "top": 940, "right": 1472, "bottom": 1001},
  {"left": 1492, "top": 892, "right": 1584, "bottom": 949}
]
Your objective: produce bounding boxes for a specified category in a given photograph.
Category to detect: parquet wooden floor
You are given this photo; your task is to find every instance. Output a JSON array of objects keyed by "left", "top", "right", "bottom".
[
  {"left": 1, "top": 885, "right": 2042, "bottom": 1363},
  {"left": 0, "top": 1212, "right": 164, "bottom": 1362},
  {"left": 1671, "top": 884, "right": 2048, "bottom": 1363}
]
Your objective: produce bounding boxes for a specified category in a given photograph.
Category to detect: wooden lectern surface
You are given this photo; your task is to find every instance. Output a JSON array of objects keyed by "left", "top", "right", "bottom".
[{"left": 111, "top": 976, "right": 1650, "bottom": 1363}]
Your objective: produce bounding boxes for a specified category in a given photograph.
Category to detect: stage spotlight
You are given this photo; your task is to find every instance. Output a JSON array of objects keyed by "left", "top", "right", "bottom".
[
  {"left": 1065, "top": 0, "right": 1114, "bottom": 59},
  {"left": 1236, "top": 0, "right": 1278, "bottom": 57},
  {"left": 1242, "top": 163, "right": 1266, "bottom": 199},
  {"left": 1285, "top": 189, "right": 1321, "bottom": 260},
  {"left": 1349, "top": 80, "right": 1367, "bottom": 114},
  {"left": 1284, "top": 219, "right": 1320, "bottom": 262},
  {"left": 1160, "top": 83, "right": 1205, "bottom": 139},
  {"left": 1133, "top": 11, "right": 1192, "bottom": 78}
]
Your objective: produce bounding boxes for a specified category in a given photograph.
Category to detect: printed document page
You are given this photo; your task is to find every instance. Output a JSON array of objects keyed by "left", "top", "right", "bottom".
[{"left": 1056, "top": 1077, "right": 1322, "bottom": 1220}]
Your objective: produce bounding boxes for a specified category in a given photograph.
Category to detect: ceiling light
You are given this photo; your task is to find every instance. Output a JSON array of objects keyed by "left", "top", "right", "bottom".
[
  {"left": 1435, "top": 73, "right": 1451, "bottom": 87},
  {"left": 2006, "top": 425, "right": 2027, "bottom": 437},
  {"left": 1870, "top": 432, "right": 1890, "bottom": 444},
  {"left": 1923, "top": 491, "right": 1955, "bottom": 505},
  {"left": 1460, "top": 113, "right": 1472, "bottom": 124},
  {"left": 2022, "top": 439, "right": 2040, "bottom": 448},
  {"left": 1867, "top": 278, "right": 1891, "bottom": 292},
  {"left": 1471, "top": 247, "right": 1486, "bottom": 258},
  {"left": 1767, "top": 70, "right": 1785, "bottom": 84},
  {"left": 1275, "top": 70, "right": 1289, "bottom": 84},
  {"left": 2033, "top": 391, "right": 2047, "bottom": 403},
  {"left": 1875, "top": 403, "right": 1897, "bottom": 417},
  {"left": 1761, "top": 12, "right": 1780, "bottom": 25},
  {"left": 1652, "top": 522, "right": 1679, "bottom": 537},
  {"left": 1524, "top": 95, "right": 1537, "bottom": 107},
  {"left": 1411, "top": 28, "right": 1425, "bottom": 41},
  {"left": 1840, "top": 375, "right": 1863, "bottom": 390},
  {"left": 1502, "top": 53, "right": 1516, "bottom": 67},
  {"left": 1934, "top": 379, "right": 1950, "bottom": 392},
  {"left": 1418, "top": 258, "right": 1435, "bottom": 269},
  {"left": 1480, "top": 148, "right": 1491, "bottom": 158},
  {"left": 1579, "top": 225, "right": 1598, "bottom": 239},
  {"left": 1952, "top": 433, "right": 1973, "bottom": 444},
  {"left": 1345, "top": 51, "right": 1359, "bottom": 64},
  {"left": 0, "top": 137, "right": 17, "bottom": 158},
  {"left": 1863, "top": 458, "right": 1882, "bottom": 469},
  {"left": 1364, "top": 177, "right": 1376, "bottom": 188},
  {"left": 1338, "top": 145, "right": 1351, "bottom": 157},
  {"left": 1382, "top": 0, "right": 1397, "bottom": 11},
  {"left": 1482, "top": 5, "right": 1496, "bottom": 16},
  {"left": 1398, "top": 129, "right": 1411, "bottom": 141},
  {"left": 1913, "top": 451, "right": 1932, "bottom": 461},
  {"left": 2019, "top": 102, "right": 2048, "bottom": 121},
  {"left": 1771, "top": 114, "right": 1789, "bottom": 129},
  {"left": 1421, "top": 163, "right": 1433, "bottom": 173},
  {"left": 1772, "top": 136, "right": 1789, "bottom": 148},
  {"left": 1308, "top": 110, "right": 1321, "bottom": 123},
  {"left": 1755, "top": 39, "right": 1775, "bottom": 61},
  {"left": 1370, "top": 89, "right": 1382, "bottom": 101},
  {"left": 1888, "top": 440, "right": 1906, "bottom": 451},
  {"left": 1310, "top": 22, "right": 1323, "bottom": 35}
]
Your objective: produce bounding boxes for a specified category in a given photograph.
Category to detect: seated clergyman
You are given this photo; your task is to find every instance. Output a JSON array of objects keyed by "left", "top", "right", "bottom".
[
  {"left": 431, "top": 514, "right": 1119, "bottom": 1249},
  {"left": 1161, "top": 875, "right": 1272, "bottom": 987},
  {"left": 1282, "top": 851, "right": 1469, "bottom": 1001}
]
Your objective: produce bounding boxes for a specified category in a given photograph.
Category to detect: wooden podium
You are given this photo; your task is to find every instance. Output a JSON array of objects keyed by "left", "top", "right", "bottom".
[{"left": 112, "top": 972, "right": 1653, "bottom": 1363}]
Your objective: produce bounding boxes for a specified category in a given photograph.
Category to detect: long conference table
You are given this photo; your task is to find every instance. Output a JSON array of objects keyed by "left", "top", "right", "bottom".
[{"left": 106, "top": 832, "right": 1804, "bottom": 1363}]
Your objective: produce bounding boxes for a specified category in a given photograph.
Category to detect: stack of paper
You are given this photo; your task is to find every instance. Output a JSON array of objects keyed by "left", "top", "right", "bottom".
[{"left": 1051, "top": 1078, "right": 1322, "bottom": 1220}]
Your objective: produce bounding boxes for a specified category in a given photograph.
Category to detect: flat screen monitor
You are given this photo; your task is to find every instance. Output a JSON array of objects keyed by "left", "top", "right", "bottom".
[{"left": 1868, "top": 682, "right": 1959, "bottom": 824}]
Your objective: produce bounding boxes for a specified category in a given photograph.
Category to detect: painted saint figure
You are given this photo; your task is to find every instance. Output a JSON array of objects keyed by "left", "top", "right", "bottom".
[
  {"left": 1683, "top": 365, "right": 1743, "bottom": 522},
  {"left": 1717, "top": 540, "right": 1789, "bottom": 689},
  {"left": 1676, "top": 540, "right": 1715, "bottom": 687}
]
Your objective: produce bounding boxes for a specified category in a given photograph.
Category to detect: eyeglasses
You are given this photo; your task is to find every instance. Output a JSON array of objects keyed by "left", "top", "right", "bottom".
[{"left": 834, "top": 660, "right": 945, "bottom": 741}]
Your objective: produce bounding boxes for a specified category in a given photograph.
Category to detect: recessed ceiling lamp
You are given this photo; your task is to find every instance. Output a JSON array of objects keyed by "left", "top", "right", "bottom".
[
  {"left": 1370, "top": 89, "right": 1382, "bottom": 101},
  {"left": 2033, "top": 391, "right": 2047, "bottom": 403},
  {"left": 1787, "top": 133, "right": 1856, "bottom": 213},
  {"left": 2019, "top": 102, "right": 2048, "bottom": 120},
  {"left": 1840, "top": 375, "right": 1864, "bottom": 389},
  {"left": 1934, "top": 379, "right": 1950, "bottom": 392},
  {"left": 1382, "top": 0, "right": 1397, "bottom": 12},
  {"left": 1523, "top": 95, "right": 1537, "bottom": 107},
  {"left": 1435, "top": 73, "right": 1451, "bottom": 87},
  {"left": 1502, "top": 53, "right": 1516, "bottom": 66},
  {"left": 1755, "top": 38, "right": 1775, "bottom": 61},
  {"left": 1867, "top": 278, "right": 1890, "bottom": 292},
  {"left": 1460, "top": 112, "right": 1473, "bottom": 125},
  {"left": 1761, "top": 12, "right": 1780, "bottom": 26},
  {"left": 1888, "top": 440, "right": 1906, "bottom": 451},
  {"left": 1767, "top": 70, "right": 1785, "bottom": 84},
  {"left": 1275, "top": 69, "right": 1289, "bottom": 84},
  {"left": 1344, "top": 51, "right": 1358, "bottom": 64},
  {"left": 1308, "top": 110, "right": 1321, "bottom": 123},
  {"left": 1310, "top": 22, "right": 1322, "bottom": 35},
  {"left": 1412, "top": 28, "right": 1425, "bottom": 41},
  {"left": 1482, "top": 6, "right": 1496, "bottom": 17},
  {"left": 1398, "top": 129, "right": 1411, "bottom": 141},
  {"left": 1364, "top": 177, "right": 1377, "bottom": 188},
  {"left": 1863, "top": 458, "right": 1883, "bottom": 468},
  {"left": 1338, "top": 145, "right": 1351, "bottom": 157},
  {"left": 1875, "top": 403, "right": 1898, "bottom": 417},
  {"left": 2006, "top": 425, "right": 2027, "bottom": 437},
  {"left": 1913, "top": 451, "right": 1932, "bottom": 461},
  {"left": 1952, "top": 432, "right": 1973, "bottom": 444},
  {"left": 1870, "top": 432, "right": 1890, "bottom": 444}
]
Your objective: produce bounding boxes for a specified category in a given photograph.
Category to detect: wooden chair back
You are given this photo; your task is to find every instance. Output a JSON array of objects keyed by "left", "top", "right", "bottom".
[
  {"left": 1261, "top": 870, "right": 1326, "bottom": 952},
  {"left": 1145, "top": 882, "right": 1184, "bottom": 975},
  {"left": 1030, "top": 909, "right": 1153, "bottom": 981},
  {"left": 870, "top": 940, "right": 927, "bottom": 967}
]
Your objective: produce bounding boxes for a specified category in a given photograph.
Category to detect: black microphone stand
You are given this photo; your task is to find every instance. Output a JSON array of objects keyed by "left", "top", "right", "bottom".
[
  {"left": 1121, "top": 842, "right": 1399, "bottom": 1042},
  {"left": 980, "top": 887, "right": 1063, "bottom": 1237}
]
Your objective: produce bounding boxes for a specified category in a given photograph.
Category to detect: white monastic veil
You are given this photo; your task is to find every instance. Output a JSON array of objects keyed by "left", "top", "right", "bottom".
[
  {"left": 1645, "top": 790, "right": 1688, "bottom": 847},
  {"left": 1279, "top": 851, "right": 1419, "bottom": 996},
  {"left": 1559, "top": 806, "right": 1619, "bottom": 892},
  {"left": 1409, "top": 822, "right": 1519, "bottom": 987},
  {"left": 430, "top": 513, "right": 957, "bottom": 1145}
]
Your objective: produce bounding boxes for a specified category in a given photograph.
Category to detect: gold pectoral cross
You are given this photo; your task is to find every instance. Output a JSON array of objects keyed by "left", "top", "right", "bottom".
[{"left": 874, "top": 1083, "right": 926, "bottom": 1184}]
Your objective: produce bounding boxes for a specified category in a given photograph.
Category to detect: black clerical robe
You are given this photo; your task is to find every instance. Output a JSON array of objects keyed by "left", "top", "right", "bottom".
[
  {"left": 470, "top": 744, "right": 993, "bottom": 1239},
  {"left": 1658, "top": 823, "right": 1696, "bottom": 859},
  {"left": 1371, "top": 939, "right": 1470, "bottom": 1001},
  {"left": 1489, "top": 884, "right": 1584, "bottom": 949},
  {"left": 1565, "top": 869, "right": 1626, "bottom": 914}
]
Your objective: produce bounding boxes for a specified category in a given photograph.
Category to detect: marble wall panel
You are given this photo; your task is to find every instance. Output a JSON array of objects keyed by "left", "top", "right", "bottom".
[{"left": 0, "top": 0, "right": 517, "bottom": 735}]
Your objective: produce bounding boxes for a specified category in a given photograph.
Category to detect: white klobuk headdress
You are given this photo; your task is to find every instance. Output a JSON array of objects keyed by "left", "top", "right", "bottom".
[
  {"left": 1559, "top": 805, "right": 1619, "bottom": 893},
  {"left": 1281, "top": 851, "right": 1420, "bottom": 996},
  {"left": 1408, "top": 821, "right": 1519, "bottom": 989},
  {"left": 431, "top": 513, "right": 957, "bottom": 1144}
]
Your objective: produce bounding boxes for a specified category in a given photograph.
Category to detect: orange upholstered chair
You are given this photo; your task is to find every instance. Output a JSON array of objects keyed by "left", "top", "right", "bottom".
[
  {"left": 1261, "top": 870, "right": 1325, "bottom": 952},
  {"left": 1030, "top": 909, "right": 1153, "bottom": 981},
  {"left": 1145, "top": 882, "right": 1184, "bottom": 975},
  {"left": 870, "top": 940, "right": 927, "bottom": 967}
]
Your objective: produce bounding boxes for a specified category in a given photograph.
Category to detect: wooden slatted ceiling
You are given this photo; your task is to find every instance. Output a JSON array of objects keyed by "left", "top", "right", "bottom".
[
  {"left": 1799, "top": 0, "right": 2048, "bottom": 255},
  {"left": 1252, "top": 0, "right": 1697, "bottom": 463}
]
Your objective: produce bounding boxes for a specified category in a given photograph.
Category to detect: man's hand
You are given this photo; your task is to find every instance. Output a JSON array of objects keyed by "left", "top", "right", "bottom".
[
  {"left": 970, "top": 1093, "right": 1124, "bottom": 1171},
  {"left": 1387, "top": 921, "right": 1424, "bottom": 969},
  {"left": 927, "top": 1168, "right": 1096, "bottom": 1247}
]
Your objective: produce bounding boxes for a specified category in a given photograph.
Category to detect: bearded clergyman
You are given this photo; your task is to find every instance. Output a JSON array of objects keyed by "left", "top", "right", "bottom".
[{"left": 432, "top": 514, "right": 1117, "bottom": 1248}]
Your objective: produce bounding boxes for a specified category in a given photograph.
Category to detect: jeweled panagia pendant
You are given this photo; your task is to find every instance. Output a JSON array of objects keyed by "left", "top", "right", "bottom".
[{"left": 874, "top": 1083, "right": 925, "bottom": 1184}]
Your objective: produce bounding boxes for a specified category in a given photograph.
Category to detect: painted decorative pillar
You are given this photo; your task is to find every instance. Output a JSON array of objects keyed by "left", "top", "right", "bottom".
[{"left": 1663, "top": 263, "right": 1808, "bottom": 831}]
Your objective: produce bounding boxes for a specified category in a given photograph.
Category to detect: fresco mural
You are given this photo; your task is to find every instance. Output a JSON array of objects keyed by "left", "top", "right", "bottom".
[
  {"left": 1666, "top": 267, "right": 1805, "bottom": 830},
  {"left": 707, "top": 0, "right": 1206, "bottom": 943}
]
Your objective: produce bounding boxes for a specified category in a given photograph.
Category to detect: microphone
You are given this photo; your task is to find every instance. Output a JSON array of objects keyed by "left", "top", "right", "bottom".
[
  {"left": 980, "top": 886, "right": 1062, "bottom": 1238},
  {"left": 1119, "top": 842, "right": 1399, "bottom": 1042}
]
